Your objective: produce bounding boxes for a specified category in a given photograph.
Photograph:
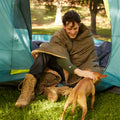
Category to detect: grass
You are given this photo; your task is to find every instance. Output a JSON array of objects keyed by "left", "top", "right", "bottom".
[
  {"left": 32, "top": 26, "right": 62, "bottom": 35},
  {"left": 0, "top": 88, "right": 120, "bottom": 120}
]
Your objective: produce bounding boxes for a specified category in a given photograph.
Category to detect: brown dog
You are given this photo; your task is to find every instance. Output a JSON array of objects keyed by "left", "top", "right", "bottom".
[{"left": 60, "top": 71, "right": 107, "bottom": 120}]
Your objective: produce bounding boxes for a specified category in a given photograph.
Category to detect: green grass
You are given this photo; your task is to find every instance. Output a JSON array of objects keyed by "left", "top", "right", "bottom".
[
  {"left": 0, "top": 88, "right": 120, "bottom": 120},
  {"left": 31, "top": 5, "right": 57, "bottom": 25},
  {"left": 32, "top": 26, "right": 62, "bottom": 35}
]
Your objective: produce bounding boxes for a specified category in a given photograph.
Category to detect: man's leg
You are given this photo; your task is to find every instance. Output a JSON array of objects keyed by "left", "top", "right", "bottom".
[
  {"left": 15, "top": 53, "right": 51, "bottom": 108},
  {"left": 29, "top": 53, "right": 51, "bottom": 80}
]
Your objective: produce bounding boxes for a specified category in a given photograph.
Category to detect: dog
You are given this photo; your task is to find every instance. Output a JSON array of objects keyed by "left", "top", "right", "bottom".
[{"left": 60, "top": 70, "right": 107, "bottom": 120}]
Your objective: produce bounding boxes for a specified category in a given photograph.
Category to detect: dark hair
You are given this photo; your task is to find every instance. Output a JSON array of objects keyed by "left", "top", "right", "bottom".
[{"left": 62, "top": 10, "right": 81, "bottom": 27}]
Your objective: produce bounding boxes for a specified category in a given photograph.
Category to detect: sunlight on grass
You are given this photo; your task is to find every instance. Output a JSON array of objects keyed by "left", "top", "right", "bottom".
[
  {"left": 1, "top": 88, "right": 120, "bottom": 120},
  {"left": 32, "top": 18, "right": 37, "bottom": 20},
  {"left": 32, "top": 26, "right": 62, "bottom": 35},
  {"left": 44, "top": 16, "right": 54, "bottom": 20}
]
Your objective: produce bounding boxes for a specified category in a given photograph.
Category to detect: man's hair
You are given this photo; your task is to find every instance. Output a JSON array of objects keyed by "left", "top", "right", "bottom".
[{"left": 62, "top": 10, "right": 81, "bottom": 27}]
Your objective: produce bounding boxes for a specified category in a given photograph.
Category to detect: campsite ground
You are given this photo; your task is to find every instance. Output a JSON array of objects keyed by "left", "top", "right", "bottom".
[{"left": 0, "top": 88, "right": 120, "bottom": 120}]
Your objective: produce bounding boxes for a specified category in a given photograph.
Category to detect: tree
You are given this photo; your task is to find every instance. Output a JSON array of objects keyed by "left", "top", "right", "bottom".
[
  {"left": 36, "top": 0, "right": 62, "bottom": 25},
  {"left": 55, "top": 0, "right": 62, "bottom": 25},
  {"left": 67, "top": 0, "right": 104, "bottom": 34},
  {"left": 89, "top": 0, "right": 104, "bottom": 34}
]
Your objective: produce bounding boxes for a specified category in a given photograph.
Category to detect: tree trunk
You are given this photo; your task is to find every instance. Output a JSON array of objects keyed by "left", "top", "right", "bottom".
[
  {"left": 55, "top": 0, "right": 62, "bottom": 25},
  {"left": 90, "top": 11, "right": 97, "bottom": 34},
  {"left": 89, "top": 0, "right": 98, "bottom": 35}
]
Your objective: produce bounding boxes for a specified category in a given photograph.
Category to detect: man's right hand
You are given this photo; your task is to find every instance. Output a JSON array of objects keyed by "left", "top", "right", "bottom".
[{"left": 74, "top": 68, "right": 95, "bottom": 80}]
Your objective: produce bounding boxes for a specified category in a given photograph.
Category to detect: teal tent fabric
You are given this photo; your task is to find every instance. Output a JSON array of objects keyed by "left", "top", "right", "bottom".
[
  {"left": 0, "top": 0, "right": 34, "bottom": 83},
  {"left": 1, "top": 0, "right": 120, "bottom": 91},
  {"left": 96, "top": 0, "right": 120, "bottom": 91},
  {"left": 32, "top": 34, "right": 52, "bottom": 42}
]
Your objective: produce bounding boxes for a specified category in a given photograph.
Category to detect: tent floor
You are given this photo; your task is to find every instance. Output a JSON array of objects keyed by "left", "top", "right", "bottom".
[{"left": 0, "top": 81, "right": 20, "bottom": 89}]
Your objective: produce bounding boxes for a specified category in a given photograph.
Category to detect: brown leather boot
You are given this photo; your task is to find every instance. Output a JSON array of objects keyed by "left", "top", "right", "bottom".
[
  {"left": 44, "top": 86, "right": 72, "bottom": 102},
  {"left": 15, "top": 74, "right": 37, "bottom": 108}
]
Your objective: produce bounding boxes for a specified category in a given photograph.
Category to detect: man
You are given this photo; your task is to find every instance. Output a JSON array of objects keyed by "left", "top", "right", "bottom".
[{"left": 15, "top": 10, "right": 101, "bottom": 108}]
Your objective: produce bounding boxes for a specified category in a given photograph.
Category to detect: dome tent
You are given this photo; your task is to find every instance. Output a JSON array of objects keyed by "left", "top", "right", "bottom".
[
  {"left": 96, "top": 0, "right": 120, "bottom": 91},
  {"left": 0, "top": 0, "right": 34, "bottom": 84},
  {"left": 0, "top": 0, "right": 120, "bottom": 91}
]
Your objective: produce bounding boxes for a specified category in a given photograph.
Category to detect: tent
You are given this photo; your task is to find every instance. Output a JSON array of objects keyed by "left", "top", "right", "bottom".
[
  {"left": 0, "top": 0, "right": 34, "bottom": 84},
  {"left": 0, "top": 0, "right": 120, "bottom": 91},
  {"left": 96, "top": 0, "right": 120, "bottom": 91}
]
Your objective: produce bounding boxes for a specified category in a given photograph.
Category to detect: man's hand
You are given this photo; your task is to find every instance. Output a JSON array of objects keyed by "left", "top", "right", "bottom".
[
  {"left": 74, "top": 68, "right": 95, "bottom": 80},
  {"left": 31, "top": 52, "right": 39, "bottom": 60}
]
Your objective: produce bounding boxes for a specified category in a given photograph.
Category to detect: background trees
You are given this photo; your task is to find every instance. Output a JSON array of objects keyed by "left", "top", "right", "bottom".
[{"left": 32, "top": 0, "right": 105, "bottom": 35}]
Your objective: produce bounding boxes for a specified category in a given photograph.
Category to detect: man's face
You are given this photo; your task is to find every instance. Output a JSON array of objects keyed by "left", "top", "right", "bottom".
[{"left": 63, "top": 22, "right": 79, "bottom": 39}]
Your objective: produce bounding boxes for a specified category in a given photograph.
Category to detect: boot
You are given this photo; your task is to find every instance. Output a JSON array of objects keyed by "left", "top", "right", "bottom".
[
  {"left": 15, "top": 74, "right": 37, "bottom": 108},
  {"left": 44, "top": 86, "right": 72, "bottom": 102}
]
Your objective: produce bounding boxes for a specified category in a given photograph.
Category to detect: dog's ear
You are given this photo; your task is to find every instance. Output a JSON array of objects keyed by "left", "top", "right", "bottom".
[
  {"left": 86, "top": 68, "right": 92, "bottom": 72},
  {"left": 100, "top": 74, "right": 107, "bottom": 79}
]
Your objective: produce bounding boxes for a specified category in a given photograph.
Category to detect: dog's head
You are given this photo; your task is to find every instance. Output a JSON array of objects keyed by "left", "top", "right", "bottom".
[
  {"left": 93, "top": 72, "right": 107, "bottom": 85},
  {"left": 86, "top": 68, "right": 107, "bottom": 85}
]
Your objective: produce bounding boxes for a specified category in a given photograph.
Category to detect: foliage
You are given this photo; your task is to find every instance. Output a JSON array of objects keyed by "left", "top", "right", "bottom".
[{"left": 0, "top": 88, "right": 120, "bottom": 120}]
